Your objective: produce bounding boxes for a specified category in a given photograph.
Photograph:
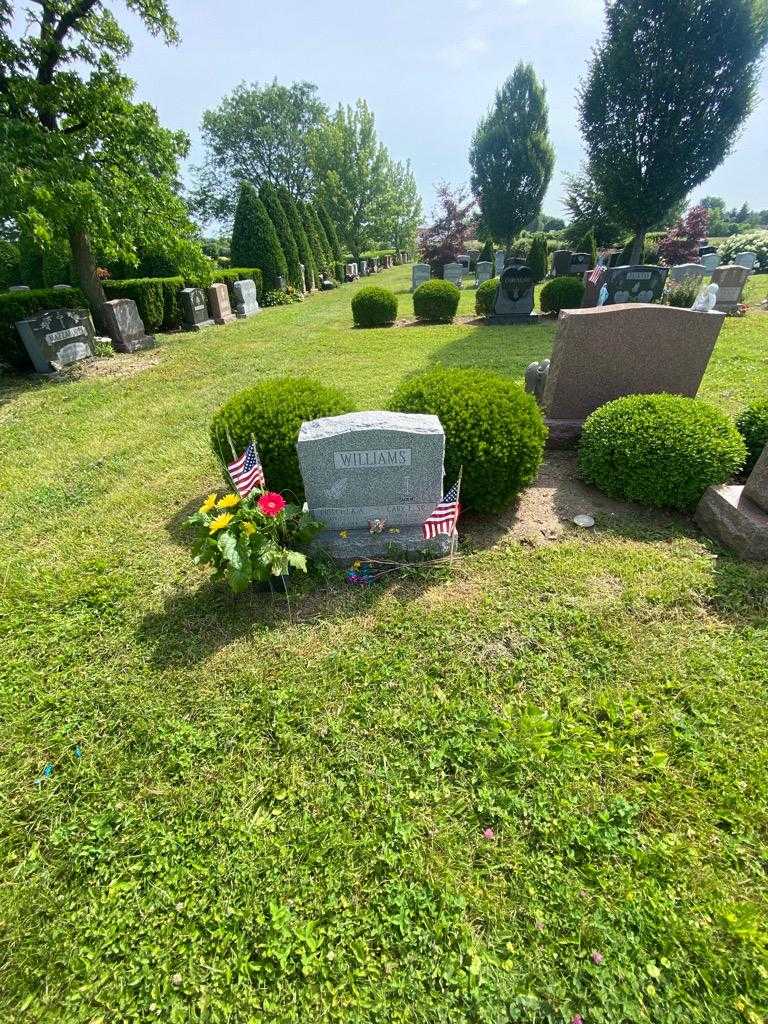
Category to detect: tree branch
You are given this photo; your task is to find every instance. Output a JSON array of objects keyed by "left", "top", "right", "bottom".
[{"left": 37, "top": 0, "right": 100, "bottom": 87}]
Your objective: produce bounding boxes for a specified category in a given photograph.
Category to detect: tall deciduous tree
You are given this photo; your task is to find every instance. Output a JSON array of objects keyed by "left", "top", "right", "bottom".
[
  {"left": 579, "top": 0, "right": 768, "bottom": 265},
  {"left": 231, "top": 182, "right": 287, "bottom": 290},
  {"left": 0, "top": 0, "right": 204, "bottom": 321},
  {"left": 379, "top": 158, "right": 423, "bottom": 255},
  {"left": 469, "top": 64, "right": 555, "bottom": 256}
]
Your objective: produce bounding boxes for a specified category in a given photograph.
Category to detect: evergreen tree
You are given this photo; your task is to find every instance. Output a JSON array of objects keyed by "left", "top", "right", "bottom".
[
  {"left": 260, "top": 181, "right": 302, "bottom": 290},
  {"left": 317, "top": 201, "right": 344, "bottom": 263},
  {"left": 578, "top": 228, "right": 598, "bottom": 267},
  {"left": 231, "top": 182, "right": 288, "bottom": 289},
  {"left": 300, "top": 202, "right": 329, "bottom": 277},
  {"left": 308, "top": 205, "right": 333, "bottom": 269},
  {"left": 527, "top": 233, "right": 548, "bottom": 282},
  {"left": 277, "top": 188, "right": 317, "bottom": 290}
]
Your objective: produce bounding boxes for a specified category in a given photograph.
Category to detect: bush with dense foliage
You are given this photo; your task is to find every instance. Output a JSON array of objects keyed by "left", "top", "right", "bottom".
[
  {"left": 663, "top": 278, "right": 702, "bottom": 309},
  {"left": 259, "top": 182, "right": 303, "bottom": 291},
  {"left": 475, "top": 277, "right": 499, "bottom": 317},
  {"left": 718, "top": 231, "right": 768, "bottom": 271},
  {"left": 317, "top": 202, "right": 344, "bottom": 264},
  {"left": 103, "top": 277, "right": 165, "bottom": 332},
  {"left": 0, "top": 239, "right": 22, "bottom": 289},
  {"left": 736, "top": 398, "right": 768, "bottom": 474},
  {"left": 0, "top": 286, "right": 88, "bottom": 369},
  {"left": 351, "top": 286, "right": 398, "bottom": 327},
  {"left": 579, "top": 394, "right": 746, "bottom": 511},
  {"left": 540, "top": 276, "right": 585, "bottom": 315},
  {"left": 413, "top": 279, "right": 461, "bottom": 323},
  {"left": 210, "top": 379, "right": 355, "bottom": 500},
  {"left": 527, "top": 233, "right": 549, "bottom": 282},
  {"left": 231, "top": 182, "right": 288, "bottom": 290},
  {"left": 389, "top": 367, "right": 547, "bottom": 513},
  {"left": 278, "top": 188, "right": 317, "bottom": 291},
  {"left": 657, "top": 206, "right": 710, "bottom": 266}
]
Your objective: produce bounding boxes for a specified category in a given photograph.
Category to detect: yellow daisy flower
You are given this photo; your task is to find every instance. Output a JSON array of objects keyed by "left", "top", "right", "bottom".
[
  {"left": 339, "top": 530, "right": 349, "bottom": 539},
  {"left": 209, "top": 513, "right": 234, "bottom": 534},
  {"left": 199, "top": 493, "right": 217, "bottom": 515},
  {"left": 242, "top": 522, "right": 256, "bottom": 535},
  {"left": 216, "top": 493, "right": 241, "bottom": 509}
]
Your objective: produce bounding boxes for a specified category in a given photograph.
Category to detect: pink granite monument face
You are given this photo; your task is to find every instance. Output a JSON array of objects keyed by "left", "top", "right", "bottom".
[
  {"left": 711, "top": 264, "right": 751, "bottom": 312},
  {"left": 528, "top": 303, "right": 725, "bottom": 446},
  {"left": 696, "top": 444, "right": 768, "bottom": 560},
  {"left": 207, "top": 283, "right": 236, "bottom": 326}
]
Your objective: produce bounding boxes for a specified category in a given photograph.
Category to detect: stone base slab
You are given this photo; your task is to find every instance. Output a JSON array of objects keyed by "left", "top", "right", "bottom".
[
  {"left": 112, "top": 334, "right": 156, "bottom": 354},
  {"left": 695, "top": 484, "right": 768, "bottom": 560},
  {"left": 488, "top": 312, "right": 550, "bottom": 326},
  {"left": 544, "top": 418, "right": 584, "bottom": 449},
  {"left": 185, "top": 319, "right": 215, "bottom": 332},
  {"left": 310, "top": 525, "right": 456, "bottom": 565},
  {"left": 236, "top": 309, "right": 259, "bottom": 319},
  {"left": 213, "top": 314, "right": 237, "bottom": 326}
]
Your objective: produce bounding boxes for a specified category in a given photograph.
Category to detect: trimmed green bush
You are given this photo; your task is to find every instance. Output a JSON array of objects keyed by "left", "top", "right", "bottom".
[
  {"left": 475, "top": 277, "right": 499, "bottom": 318},
  {"left": 210, "top": 378, "right": 355, "bottom": 500},
  {"left": 0, "top": 239, "right": 22, "bottom": 290},
  {"left": 0, "top": 286, "right": 88, "bottom": 370},
  {"left": 300, "top": 202, "right": 329, "bottom": 278},
  {"left": 317, "top": 201, "right": 344, "bottom": 264},
  {"left": 540, "top": 276, "right": 585, "bottom": 315},
  {"left": 579, "top": 394, "right": 746, "bottom": 512},
  {"left": 736, "top": 398, "right": 768, "bottom": 474},
  {"left": 278, "top": 189, "right": 316, "bottom": 291},
  {"left": 413, "top": 279, "right": 461, "bottom": 324},
  {"left": 351, "top": 286, "right": 398, "bottom": 327},
  {"left": 527, "top": 233, "right": 549, "bottom": 283},
  {"left": 231, "top": 182, "right": 288, "bottom": 290},
  {"left": 260, "top": 182, "right": 303, "bottom": 291},
  {"left": 308, "top": 205, "right": 333, "bottom": 270},
  {"left": 103, "top": 277, "right": 165, "bottom": 332},
  {"left": 389, "top": 368, "right": 547, "bottom": 513}
]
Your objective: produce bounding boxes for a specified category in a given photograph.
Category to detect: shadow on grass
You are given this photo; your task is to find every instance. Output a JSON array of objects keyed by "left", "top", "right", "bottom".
[{"left": 423, "top": 323, "right": 556, "bottom": 379}]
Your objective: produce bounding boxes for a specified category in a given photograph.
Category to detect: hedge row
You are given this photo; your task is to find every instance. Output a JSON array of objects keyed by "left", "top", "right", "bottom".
[{"left": 0, "top": 287, "right": 88, "bottom": 369}]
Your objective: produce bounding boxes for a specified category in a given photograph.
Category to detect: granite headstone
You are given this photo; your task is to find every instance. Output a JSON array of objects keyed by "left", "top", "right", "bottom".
[
  {"left": 233, "top": 278, "right": 259, "bottom": 319},
  {"left": 734, "top": 252, "right": 757, "bottom": 272},
  {"left": 412, "top": 263, "right": 431, "bottom": 291},
  {"left": 696, "top": 443, "right": 768, "bottom": 560},
  {"left": 602, "top": 265, "right": 668, "bottom": 305},
  {"left": 700, "top": 253, "right": 721, "bottom": 275},
  {"left": 669, "top": 263, "right": 706, "bottom": 283},
  {"left": 552, "top": 250, "right": 573, "bottom": 277},
  {"left": 494, "top": 251, "right": 506, "bottom": 276},
  {"left": 16, "top": 307, "right": 96, "bottom": 374},
  {"left": 569, "top": 253, "right": 591, "bottom": 276},
  {"left": 102, "top": 298, "right": 155, "bottom": 353},
  {"left": 443, "top": 263, "right": 463, "bottom": 288},
  {"left": 711, "top": 265, "right": 751, "bottom": 312},
  {"left": 488, "top": 264, "right": 543, "bottom": 325},
  {"left": 180, "top": 287, "right": 215, "bottom": 331},
  {"left": 207, "top": 282, "right": 237, "bottom": 325},
  {"left": 475, "top": 260, "right": 493, "bottom": 285}
]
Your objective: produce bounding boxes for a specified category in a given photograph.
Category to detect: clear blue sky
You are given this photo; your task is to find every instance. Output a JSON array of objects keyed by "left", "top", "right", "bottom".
[{"left": 117, "top": 0, "right": 768, "bottom": 223}]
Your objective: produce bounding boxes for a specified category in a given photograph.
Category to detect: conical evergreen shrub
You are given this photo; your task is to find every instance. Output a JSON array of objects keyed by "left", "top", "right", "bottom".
[
  {"left": 317, "top": 201, "right": 344, "bottom": 263},
  {"left": 308, "top": 205, "right": 333, "bottom": 269},
  {"left": 231, "top": 182, "right": 288, "bottom": 290},
  {"left": 278, "top": 188, "right": 317, "bottom": 291},
  {"left": 527, "top": 233, "right": 548, "bottom": 282},
  {"left": 300, "top": 202, "right": 329, "bottom": 278},
  {"left": 260, "top": 182, "right": 302, "bottom": 290}
]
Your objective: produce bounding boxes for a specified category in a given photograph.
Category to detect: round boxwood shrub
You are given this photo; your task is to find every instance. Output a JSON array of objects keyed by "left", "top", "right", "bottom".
[
  {"left": 413, "top": 279, "right": 461, "bottom": 324},
  {"left": 210, "top": 378, "right": 354, "bottom": 500},
  {"left": 475, "top": 277, "right": 499, "bottom": 318},
  {"left": 578, "top": 394, "right": 746, "bottom": 512},
  {"left": 540, "top": 276, "right": 585, "bottom": 316},
  {"left": 736, "top": 398, "right": 768, "bottom": 474},
  {"left": 351, "top": 285, "right": 398, "bottom": 327},
  {"left": 389, "top": 368, "right": 547, "bottom": 513}
]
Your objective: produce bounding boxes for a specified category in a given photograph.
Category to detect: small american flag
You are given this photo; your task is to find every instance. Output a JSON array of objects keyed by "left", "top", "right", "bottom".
[
  {"left": 422, "top": 479, "right": 461, "bottom": 540},
  {"left": 227, "top": 441, "right": 265, "bottom": 498},
  {"left": 588, "top": 266, "right": 604, "bottom": 285}
]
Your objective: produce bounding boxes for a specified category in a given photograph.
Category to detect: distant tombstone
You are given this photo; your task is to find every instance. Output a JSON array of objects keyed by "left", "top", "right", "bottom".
[
  {"left": 359, "top": 261, "right": 368, "bottom": 277},
  {"left": 457, "top": 254, "right": 471, "bottom": 271},
  {"left": 602, "top": 265, "right": 668, "bottom": 305},
  {"left": 494, "top": 251, "right": 506, "bottom": 276},
  {"left": 299, "top": 264, "right": 307, "bottom": 292},
  {"left": 669, "top": 263, "right": 706, "bottom": 284},
  {"left": 488, "top": 264, "right": 543, "bottom": 325},
  {"left": 16, "top": 307, "right": 96, "bottom": 374},
  {"left": 443, "top": 263, "right": 464, "bottom": 287},
  {"left": 297, "top": 411, "right": 455, "bottom": 561},
  {"left": 233, "top": 278, "right": 259, "bottom": 319},
  {"left": 9, "top": 285, "right": 31, "bottom": 292},
  {"left": 735, "top": 252, "right": 757, "bottom": 272},
  {"left": 525, "top": 304, "right": 724, "bottom": 446},
  {"left": 569, "top": 253, "right": 591, "bottom": 276},
  {"left": 581, "top": 266, "right": 607, "bottom": 308},
  {"left": 52, "top": 284, "right": 73, "bottom": 290},
  {"left": 696, "top": 442, "right": 768, "bottom": 560},
  {"left": 412, "top": 263, "right": 431, "bottom": 291},
  {"left": 475, "top": 260, "right": 493, "bottom": 286},
  {"left": 207, "top": 282, "right": 237, "bottom": 325},
  {"left": 551, "top": 250, "right": 573, "bottom": 277},
  {"left": 102, "top": 298, "right": 155, "bottom": 353},
  {"left": 711, "top": 264, "right": 751, "bottom": 312},
  {"left": 180, "top": 287, "right": 215, "bottom": 331},
  {"left": 700, "top": 253, "right": 721, "bottom": 275}
]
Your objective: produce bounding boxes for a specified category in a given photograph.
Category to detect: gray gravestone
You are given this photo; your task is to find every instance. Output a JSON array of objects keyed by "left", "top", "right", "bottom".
[
  {"left": 569, "top": 253, "right": 591, "bottom": 276},
  {"left": 603, "top": 265, "right": 668, "bottom": 305},
  {"left": 494, "top": 251, "right": 506, "bottom": 276},
  {"left": 443, "top": 263, "right": 463, "bottom": 288},
  {"left": 696, "top": 443, "right": 768, "bottom": 560},
  {"left": 412, "top": 263, "right": 431, "bottom": 291},
  {"left": 711, "top": 264, "right": 751, "bottom": 312},
  {"left": 735, "top": 252, "right": 757, "bottom": 272},
  {"left": 700, "top": 253, "right": 721, "bottom": 274},
  {"left": 475, "top": 260, "right": 493, "bottom": 285},
  {"left": 9, "top": 285, "right": 31, "bottom": 292},
  {"left": 180, "top": 287, "right": 214, "bottom": 331},
  {"left": 488, "top": 264, "right": 543, "bottom": 325},
  {"left": 669, "top": 263, "right": 706, "bottom": 284},
  {"left": 297, "top": 411, "right": 454, "bottom": 561},
  {"left": 52, "top": 284, "right": 73, "bottom": 290},
  {"left": 207, "top": 282, "right": 237, "bottom": 325},
  {"left": 233, "top": 278, "right": 259, "bottom": 319},
  {"left": 16, "top": 307, "right": 96, "bottom": 374},
  {"left": 457, "top": 254, "right": 471, "bottom": 270},
  {"left": 102, "top": 298, "right": 155, "bottom": 353},
  {"left": 552, "top": 250, "right": 573, "bottom": 277}
]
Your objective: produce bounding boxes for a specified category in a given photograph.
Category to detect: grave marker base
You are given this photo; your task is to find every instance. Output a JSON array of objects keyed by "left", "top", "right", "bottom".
[
  {"left": 695, "top": 485, "right": 768, "bottom": 561},
  {"left": 488, "top": 312, "right": 550, "bottom": 327},
  {"left": 310, "top": 525, "right": 455, "bottom": 564}
]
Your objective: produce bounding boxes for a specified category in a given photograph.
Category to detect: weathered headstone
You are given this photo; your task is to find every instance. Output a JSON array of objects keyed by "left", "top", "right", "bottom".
[
  {"left": 475, "top": 260, "right": 493, "bottom": 285},
  {"left": 569, "top": 253, "right": 591, "bottom": 276},
  {"left": 551, "top": 250, "right": 573, "bottom": 277},
  {"left": 494, "top": 251, "right": 506, "bottom": 276},
  {"left": 525, "top": 303, "right": 724, "bottom": 446},
  {"left": 207, "top": 282, "right": 237, "bottom": 325},
  {"left": 696, "top": 443, "right": 768, "bottom": 560},
  {"left": 443, "top": 263, "right": 463, "bottom": 288},
  {"left": 581, "top": 266, "right": 607, "bottom": 308},
  {"left": 412, "top": 263, "right": 431, "bottom": 291},
  {"left": 700, "top": 253, "right": 721, "bottom": 274},
  {"left": 52, "top": 284, "right": 74, "bottom": 290},
  {"left": 359, "top": 261, "right": 368, "bottom": 277},
  {"left": 602, "top": 265, "right": 668, "bottom": 305},
  {"left": 233, "top": 278, "right": 259, "bottom": 319},
  {"left": 16, "top": 307, "right": 96, "bottom": 374},
  {"left": 488, "top": 264, "right": 543, "bottom": 325},
  {"left": 457, "top": 254, "right": 471, "bottom": 271},
  {"left": 669, "top": 263, "right": 706, "bottom": 283},
  {"left": 102, "top": 298, "right": 155, "bottom": 353},
  {"left": 180, "top": 287, "right": 215, "bottom": 331},
  {"left": 9, "top": 285, "right": 30, "bottom": 292},
  {"left": 297, "top": 411, "right": 455, "bottom": 561},
  {"left": 711, "top": 264, "right": 751, "bottom": 312},
  {"left": 735, "top": 252, "right": 757, "bottom": 272}
]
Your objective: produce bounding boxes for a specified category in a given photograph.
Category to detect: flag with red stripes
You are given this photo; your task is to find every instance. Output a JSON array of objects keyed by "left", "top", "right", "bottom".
[
  {"left": 227, "top": 442, "right": 265, "bottom": 498},
  {"left": 422, "top": 480, "right": 461, "bottom": 539}
]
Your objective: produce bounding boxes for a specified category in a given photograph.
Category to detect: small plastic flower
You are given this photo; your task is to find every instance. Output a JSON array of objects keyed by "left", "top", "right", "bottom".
[
  {"left": 216, "top": 493, "right": 241, "bottom": 509},
  {"left": 242, "top": 521, "right": 256, "bottom": 535},
  {"left": 482, "top": 828, "right": 495, "bottom": 840},
  {"left": 199, "top": 493, "right": 217, "bottom": 514},
  {"left": 352, "top": 561, "right": 362, "bottom": 569},
  {"left": 209, "top": 512, "right": 234, "bottom": 534},
  {"left": 339, "top": 530, "right": 349, "bottom": 539},
  {"left": 257, "top": 492, "right": 286, "bottom": 517},
  {"left": 571, "top": 1016, "right": 584, "bottom": 1024},
  {"left": 591, "top": 951, "right": 604, "bottom": 965}
]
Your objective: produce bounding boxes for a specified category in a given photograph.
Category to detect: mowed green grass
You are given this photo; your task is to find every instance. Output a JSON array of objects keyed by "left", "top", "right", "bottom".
[{"left": 1, "top": 266, "right": 767, "bottom": 1023}]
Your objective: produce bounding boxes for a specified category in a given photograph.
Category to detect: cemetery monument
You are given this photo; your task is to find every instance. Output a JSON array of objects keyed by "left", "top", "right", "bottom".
[
  {"left": 696, "top": 443, "right": 768, "bottom": 560},
  {"left": 207, "top": 283, "right": 237, "bottom": 326},
  {"left": 711, "top": 265, "right": 751, "bottom": 313},
  {"left": 233, "top": 279, "right": 259, "bottom": 319},
  {"left": 102, "top": 298, "right": 155, "bottom": 353},
  {"left": 16, "top": 307, "right": 96, "bottom": 374},
  {"left": 180, "top": 287, "right": 215, "bottom": 331}
]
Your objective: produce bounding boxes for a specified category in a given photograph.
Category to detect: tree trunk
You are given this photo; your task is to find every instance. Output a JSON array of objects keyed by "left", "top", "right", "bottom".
[
  {"left": 629, "top": 228, "right": 647, "bottom": 266},
  {"left": 69, "top": 228, "right": 107, "bottom": 331}
]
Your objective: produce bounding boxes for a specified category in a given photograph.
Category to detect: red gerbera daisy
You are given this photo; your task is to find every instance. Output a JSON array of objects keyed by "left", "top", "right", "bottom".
[{"left": 257, "top": 491, "right": 286, "bottom": 517}]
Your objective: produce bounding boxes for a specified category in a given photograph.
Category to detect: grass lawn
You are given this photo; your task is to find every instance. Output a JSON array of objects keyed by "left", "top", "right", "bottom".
[{"left": 1, "top": 265, "right": 767, "bottom": 1023}]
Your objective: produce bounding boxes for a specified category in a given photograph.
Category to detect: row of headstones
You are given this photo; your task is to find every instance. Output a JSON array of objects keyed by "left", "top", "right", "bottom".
[
  {"left": 345, "top": 256, "right": 395, "bottom": 281},
  {"left": 551, "top": 248, "right": 758, "bottom": 280},
  {"left": 411, "top": 261, "right": 497, "bottom": 292},
  {"left": 15, "top": 278, "right": 260, "bottom": 375},
  {"left": 582, "top": 263, "right": 752, "bottom": 313}
]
